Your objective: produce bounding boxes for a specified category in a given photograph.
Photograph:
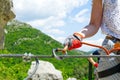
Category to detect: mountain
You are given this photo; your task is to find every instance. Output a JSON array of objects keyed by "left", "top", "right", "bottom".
[
  {"left": 0, "top": 20, "right": 90, "bottom": 80},
  {"left": 5, "top": 20, "right": 63, "bottom": 54}
]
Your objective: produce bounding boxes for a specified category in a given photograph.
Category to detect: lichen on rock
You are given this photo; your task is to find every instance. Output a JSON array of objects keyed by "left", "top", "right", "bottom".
[{"left": 0, "top": 0, "right": 15, "bottom": 49}]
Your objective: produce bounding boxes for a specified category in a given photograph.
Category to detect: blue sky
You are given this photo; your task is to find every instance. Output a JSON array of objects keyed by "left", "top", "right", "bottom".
[{"left": 12, "top": 0, "right": 105, "bottom": 51}]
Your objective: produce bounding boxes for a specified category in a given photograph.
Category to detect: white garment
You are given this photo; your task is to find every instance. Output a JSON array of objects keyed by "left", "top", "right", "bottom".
[{"left": 101, "top": 0, "right": 120, "bottom": 39}]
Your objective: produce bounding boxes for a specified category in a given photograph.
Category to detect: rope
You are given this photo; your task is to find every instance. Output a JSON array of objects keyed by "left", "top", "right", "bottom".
[{"left": 24, "top": 58, "right": 39, "bottom": 80}]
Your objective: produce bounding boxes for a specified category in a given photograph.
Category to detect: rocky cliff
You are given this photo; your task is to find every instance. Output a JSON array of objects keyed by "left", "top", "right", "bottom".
[{"left": 0, "top": 0, "right": 15, "bottom": 49}]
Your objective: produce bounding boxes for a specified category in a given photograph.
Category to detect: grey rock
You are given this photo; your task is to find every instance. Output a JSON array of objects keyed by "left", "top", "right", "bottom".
[
  {"left": 67, "top": 78, "right": 77, "bottom": 80},
  {"left": 27, "top": 60, "right": 63, "bottom": 80}
]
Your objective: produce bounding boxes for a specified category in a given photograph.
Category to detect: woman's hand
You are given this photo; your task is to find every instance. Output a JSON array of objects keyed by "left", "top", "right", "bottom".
[{"left": 63, "top": 34, "right": 82, "bottom": 51}]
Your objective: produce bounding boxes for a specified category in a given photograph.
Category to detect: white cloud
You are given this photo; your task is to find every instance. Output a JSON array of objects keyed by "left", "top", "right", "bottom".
[
  {"left": 43, "top": 28, "right": 65, "bottom": 35},
  {"left": 27, "top": 16, "right": 65, "bottom": 29},
  {"left": 12, "top": 0, "right": 90, "bottom": 42},
  {"left": 51, "top": 36, "right": 65, "bottom": 43},
  {"left": 13, "top": 0, "right": 89, "bottom": 24},
  {"left": 26, "top": 16, "right": 66, "bottom": 35},
  {"left": 72, "top": 9, "right": 90, "bottom": 23},
  {"left": 13, "top": 0, "right": 88, "bottom": 21},
  {"left": 84, "top": 39, "right": 104, "bottom": 46}
]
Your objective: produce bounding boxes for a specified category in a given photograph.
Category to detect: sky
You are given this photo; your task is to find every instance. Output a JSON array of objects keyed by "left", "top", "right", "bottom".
[{"left": 12, "top": 0, "right": 105, "bottom": 52}]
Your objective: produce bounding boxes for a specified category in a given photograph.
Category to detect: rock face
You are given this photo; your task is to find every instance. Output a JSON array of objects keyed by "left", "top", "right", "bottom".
[
  {"left": 0, "top": 0, "right": 15, "bottom": 49},
  {"left": 27, "top": 60, "right": 63, "bottom": 80},
  {"left": 67, "top": 78, "right": 77, "bottom": 80}
]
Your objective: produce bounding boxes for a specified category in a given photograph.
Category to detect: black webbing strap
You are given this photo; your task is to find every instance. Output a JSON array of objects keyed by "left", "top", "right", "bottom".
[
  {"left": 106, "top": 35, "right": 120, "bottom": 43},
  {"left": 98, "top": 63, "right": 120, "bottom": 78}
]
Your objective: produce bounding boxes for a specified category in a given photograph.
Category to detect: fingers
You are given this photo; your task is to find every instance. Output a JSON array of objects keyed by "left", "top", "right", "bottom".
[{"left": 62, "top": 45, "right": 68, "bottom": 54}]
